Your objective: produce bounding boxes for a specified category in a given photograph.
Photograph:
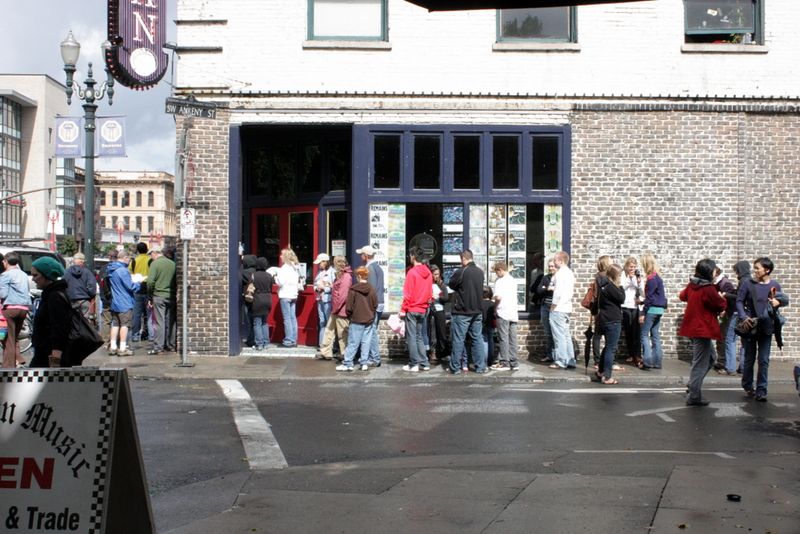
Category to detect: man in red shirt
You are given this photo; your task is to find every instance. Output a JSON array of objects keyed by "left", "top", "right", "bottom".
[{"left": 399, "top": 247, "right": 432, "bottom": 372}]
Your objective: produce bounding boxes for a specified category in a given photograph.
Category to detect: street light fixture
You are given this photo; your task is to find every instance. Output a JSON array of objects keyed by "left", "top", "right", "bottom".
[{"left": 60, "top": 30, "right": 115, "bottom": 271}]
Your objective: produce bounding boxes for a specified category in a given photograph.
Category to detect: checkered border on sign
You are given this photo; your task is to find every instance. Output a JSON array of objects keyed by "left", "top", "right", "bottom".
[{"left": 0, "top": 369, "right": 118, "bottom": 534}]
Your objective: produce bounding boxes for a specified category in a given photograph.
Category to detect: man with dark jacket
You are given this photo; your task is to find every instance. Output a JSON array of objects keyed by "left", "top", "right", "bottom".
[
  {"left": 65, "top": 252, "right": 97, "bottom": 321},
  {"left": 241, "top": 255, "right": 257, "bottom": 347},
  {"left": 337, "top": 266, "right": 377, "bottom": 372},
  {"left": 447, "top": 249, "right": 487, "bottom": 374}
]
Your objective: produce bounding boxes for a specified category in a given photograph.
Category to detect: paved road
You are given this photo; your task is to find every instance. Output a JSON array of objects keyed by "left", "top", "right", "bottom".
[{"left": 131, "top": 379, "right": 800, "bottom": 533}]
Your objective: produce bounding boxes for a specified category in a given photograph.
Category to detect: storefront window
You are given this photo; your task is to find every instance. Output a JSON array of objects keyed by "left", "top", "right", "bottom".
[
  {"left": 327, "top": 209, "right": 347, "bottom": 256},
  {"left": 329, "top": 139, "right": 350, "bottom": 191},
  {"left": 453, "top": 136, "right": 480, "bottom": 190},
  {"left": 493, "top": 136, "right": 519, "bottom": 189},
  {"left": 290, "top": 212, "right": 315, "bottom": 282},
  {"left": 374, "top": 135, "right": 400, "bottom": 189},
  {"left": 413, "top": 135, "right": 441, "bottom": 190},
  {"left": 532, "top": 136, "right": 559, "bottom": 190},
  {"left": 300, "top": 143, "right": 322, "bottom": 193}
]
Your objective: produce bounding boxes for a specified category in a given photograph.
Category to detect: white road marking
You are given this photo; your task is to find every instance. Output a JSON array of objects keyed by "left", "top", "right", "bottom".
[
  {"left": 712, "top": 403, "right": 752, "bottom": 418},
  {"left": 506, "top": 387, "right": 741, "bottom": 394},
  {"left": 574, "top": 450, "right": 735, "bottom": 460},
  {"left": 626, "top": 405, "right": 690, "bottom": 417},
  {"left": 429, "top": 398, "right": 529, "bottom": 414},
  {"left": 217, "top": 379, "right": 288, "bottom": 470},
  {"left": 656, "top": 413, "right": 676, "bottom": 422}
]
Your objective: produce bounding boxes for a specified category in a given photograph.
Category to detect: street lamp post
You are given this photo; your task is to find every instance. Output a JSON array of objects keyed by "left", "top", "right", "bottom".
[{"left": 60, "top": 30, "right": 115, "bottom": 272}]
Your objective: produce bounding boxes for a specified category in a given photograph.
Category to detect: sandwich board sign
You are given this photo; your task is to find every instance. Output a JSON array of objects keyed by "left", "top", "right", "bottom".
[{"left": 0, "top": 368, "right": 153, "bottom": 533}]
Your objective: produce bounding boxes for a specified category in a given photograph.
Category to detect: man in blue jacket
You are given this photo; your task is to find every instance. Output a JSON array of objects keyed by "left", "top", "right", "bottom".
[
  {"left": 65, "top": 252, "right": 97, "bottom": 322},
  {"left": 107, "top": 250, "right": 139, "bottom": 356}
]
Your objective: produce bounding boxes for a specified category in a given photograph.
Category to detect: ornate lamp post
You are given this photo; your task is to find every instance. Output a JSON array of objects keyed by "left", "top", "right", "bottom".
[{"left": 60, "top": 30, "right": 115, "bottom": 272}]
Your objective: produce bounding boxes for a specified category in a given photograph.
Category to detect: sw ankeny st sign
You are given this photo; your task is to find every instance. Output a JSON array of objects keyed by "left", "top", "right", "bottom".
[{"left": 165, "top": 97, "right": 219, "bottom": 119}]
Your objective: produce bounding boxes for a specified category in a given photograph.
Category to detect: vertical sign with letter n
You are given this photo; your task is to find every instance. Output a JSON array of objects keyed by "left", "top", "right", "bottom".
[{"left": 106, "top": 0, "right": 169, "bottom": 90}]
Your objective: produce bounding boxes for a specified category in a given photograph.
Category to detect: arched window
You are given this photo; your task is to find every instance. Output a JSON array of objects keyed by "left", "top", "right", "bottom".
[
  {"left": 112, "top": 191, "right": 118, "bottom": 206},
  {"left": 122, "top": 190, "right": 130, "bottom": 207},
  {"left": 136, "top": 191, "right": 142, "bottom": 207},
  {"left": 135, "top": 216, "right": 142, "bottom": 231},
  {"left": 111, "top": 216, "right": 118, "bottom": 228},
  {"left": 147, "top": 191, "right": 155, "bottom": 207},
  {"left": 100, "top": 216, "right": 106, "bottom": 228},
  {"left": 123, "top": 216, "right": 130, "bottom": 230},
  {"left": 100, "top": 190, "right": 106, "bottom": 206}
]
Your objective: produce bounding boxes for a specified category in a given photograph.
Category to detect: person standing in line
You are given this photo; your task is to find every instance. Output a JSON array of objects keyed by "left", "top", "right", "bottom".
[
  {"left": 595, "top": 264, "right": 626, "bottom": 385},
  {"left": 276, "top": 248, "right": 301, "bottom": 348},
  {"left": 0, "top": 252, "right": 31, "bottom": 368},
  {"left": 549, "top": 251, "right": 576, "bottom": 370},
  {"left": 313, "top": 253, "right": 335, "bottom": 350},
  {"left": 147, "top": 246, "right": 177, "bottom": 355},
  {"left": 400, "top": 247, "right": 432, "bottom": 372},
  {"left": 620, "top": 256, "right": 644, "bottom": 367},
  {"left": 318, "top": 256, "right": 352, "bottom": 359},
  {"left": 429, "top": 265, "right": 450, "bottom": 364},
  {"left": 358, "top": 245, "right": 385, "bottom": 368},
  {"left": 98, "top": 249, "right": 118, "bottom": 343},
  {"left": 447, "top": 249, "right": 488, "bottom": 375},
  {"left": 108, "top": 250, "right": 139, "bottom": 357},
  {"left": 491, "top": 261, "right": 520, "bottom": 371},
  {"left": 679, "top": 259, "right": 728, "bottom": 406},
  {"left": 29, "top": 258, "right": 72, "bottom": 368},
  {"left": 736, "top": 257, "right": 789, "bottom": 402},
  {"left": 587, "top": 255, "right": 613, "bottom": 369},
  {"left": 64, "top": 252, "right": 97, "bottom": 322},
  {"left": 250, "top": 257, "right": 274, "bottom": 351},
  {"left": 536, "top": 258, "right": 556, "bottom": 363},
  {"left": 480, "top": 286, "right": 496, "bottom": 368},
  {"left": 713, "top": 265, "right": 738, "bottom": 375},
  {"left": 725, "top": 260, "right": 752, "bottom": 374},
  {"left": 638, "top": 253, "right": 667, "bottom": 370},
  {"left": 527, "top": 252, "right": 544, "bottom": 318},
  {"left": 241, "top": 254, "right": 258, "bottom": 348},
  {"left": 338, "top": 266, "right": 377, "bottom": 372},
  {"left": 128, "top": 242, "right": 152, "bottom": 344}
]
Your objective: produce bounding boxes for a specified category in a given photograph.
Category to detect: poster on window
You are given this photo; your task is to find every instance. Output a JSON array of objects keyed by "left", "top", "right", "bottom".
[
  {"left": 544, "top": 204, "right": 563, "bottom": 256},
  {"left": 385, "top": 203, "right": 406, "bottom": 312},
  {"left": 488, "top": 204, "right": 506, "bottom": 230},
  {"left": 507, "top": 204, "right": 526, "bottom": 230},
  {"left": 442, "top": 204, "right": 464, "bottom": 233}
]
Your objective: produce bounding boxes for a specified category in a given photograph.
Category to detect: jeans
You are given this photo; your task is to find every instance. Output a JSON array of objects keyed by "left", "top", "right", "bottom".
[
  {"left": 368, "top": 304, "right": 384, "bottom": 365},
  {"left": 742, "top": 333, "right": 772, "bottom": 397},
  {"left": 640, "top": 313, "right": 663, "bottom": 368},
  {"left": 317, "top": 300, "right": 332, "bottom": 348},
  {"left": 621, "top": 307, "right": 641, "bottom": 360},
  {"left": 252, "top": 315, "right": 269, "bottom": 348},
  {"left": 342, "top": 322, "right": 374, "bottom": 368},
  {"left": 421, "top": 308, "right": 431, "bottom": 350},
  {"left": 450, "top": 314, "right": 487, "bottom": 373},
  {"left": 243, "top": 303, "right": 254, "bottom": 347},
  {"left": 549, "top": 311, "right": 576, "bottom": 368},
  {"left": 496, "top": 318, "right": 518, "bottom": 367},
  {"left": 599, "top": 321, "right": 621, "bottom": 379},
  {"left": 130, "top": 292, "right": 152, "bottom": 341},
  {"left": 687, "top": 337, "right": 715, "bottom": 402},
  {"left": 483, "top": 329, "right": 494, "bottom": 366},
  {"left": 405, "top": 312, "right": 429, "bottom": 367},
  {"left": 540, "top": 305, "right": 554, "bottom": 359},
  {"left": 722, "top": 312, "right": 739, "bottom": 373},
  {"left": 280, "top": 298, "right": 297, "bottom": 346}
]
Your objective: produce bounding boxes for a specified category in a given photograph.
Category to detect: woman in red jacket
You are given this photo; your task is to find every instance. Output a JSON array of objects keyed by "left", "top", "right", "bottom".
[{"left": 679, "top": 258, "right": 727, "bottom": 406}]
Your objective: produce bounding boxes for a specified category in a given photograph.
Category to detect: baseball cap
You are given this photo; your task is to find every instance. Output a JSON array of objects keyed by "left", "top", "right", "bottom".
[
  {"left": 74, "top": 252, "right": 86, "bottom": 261},
  {"left": 313, "top": 253, "right": 330, "bottom": 264},
  {"left": 356, "top": 245, "right": 377, "bottom": 255}
]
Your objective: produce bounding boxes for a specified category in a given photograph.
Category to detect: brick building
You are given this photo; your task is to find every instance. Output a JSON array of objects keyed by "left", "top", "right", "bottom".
[{"left": 173, "top": 0, "right": 798, "bottom": 357}]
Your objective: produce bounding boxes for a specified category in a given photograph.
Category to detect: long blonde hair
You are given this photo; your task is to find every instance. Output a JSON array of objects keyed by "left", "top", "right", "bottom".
[
  {"left": 333, "top": 255, "right": 349, "bottom": 275},
  {"left": 280, "top": 248, "right": 298, "bottom": 265},
  {"left": 640, "top": 253, "right": 660, "bottom": 276},
  {"left": 606, "top": 264, "right": 623, "bottom": 285},
  {"left": 596, "top": 255, "right": 612, "bottom": 274}
]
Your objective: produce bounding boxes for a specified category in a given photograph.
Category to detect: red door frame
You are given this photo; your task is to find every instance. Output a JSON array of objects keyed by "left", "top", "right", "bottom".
[{"left": 250, "top": 206, "right": 319, "bottom": 346}]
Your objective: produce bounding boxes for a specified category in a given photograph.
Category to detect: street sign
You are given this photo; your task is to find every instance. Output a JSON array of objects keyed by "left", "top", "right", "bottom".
[
  {"left": 180, "top": 208, "right": 196, "bottom": 240},
  {"left": 165, "top": 97, "right": 217, "bottom": 119}
]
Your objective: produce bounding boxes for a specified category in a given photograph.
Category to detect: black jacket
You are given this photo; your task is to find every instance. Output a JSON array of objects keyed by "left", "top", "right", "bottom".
[
  {"left": 595, "top": 274, "right": 625, "bottom": 328},
  {"left": 250, "top": 270, "right": 274, "bottom": 317},
  {"left": 31, "top": 279, "right": 73, "bottom": 368},
  {"left": 241, "top": 255, "right": 257, "bottom": 287},
  {"left": 448, "top": 262, "right": 484, "bottom": 315},
  {"left": 65, "top": 265, "right": 97, "bottom": 301}
]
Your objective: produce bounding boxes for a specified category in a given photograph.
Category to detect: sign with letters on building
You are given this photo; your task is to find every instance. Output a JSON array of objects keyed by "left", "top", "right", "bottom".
[
  {"left": 106, "top": 0, "right": 169, "bottom": 90},
  {"left": 0, "top": 368, "right": 153, "bottom": 533}
]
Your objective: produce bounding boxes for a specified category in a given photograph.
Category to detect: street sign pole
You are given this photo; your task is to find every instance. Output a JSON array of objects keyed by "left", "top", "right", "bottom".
[{"left": 175, "top": 118, "right": 194, "bottom": 368}]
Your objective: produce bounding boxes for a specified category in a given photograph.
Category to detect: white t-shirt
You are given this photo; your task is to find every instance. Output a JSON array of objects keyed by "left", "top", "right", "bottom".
[
  {"left": 494, "top": 274, "right": 519, "bottom": 322},
  {"left": 276, "top": 263, "right": 300, "bottom": 299},
  {"left": 551, "top": 266, "right": 575, "bottom": 313}
]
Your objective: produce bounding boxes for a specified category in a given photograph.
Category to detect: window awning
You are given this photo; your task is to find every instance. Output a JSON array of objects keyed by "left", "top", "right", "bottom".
[{"left": 405, "top": 0, "right": 650, "bottom": 10}]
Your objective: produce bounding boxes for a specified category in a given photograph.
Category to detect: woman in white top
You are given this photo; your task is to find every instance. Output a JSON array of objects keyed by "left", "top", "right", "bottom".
[
  {"left": 276, "top": 248, "right": 300, "bottom": 347},
  {"left": 620, "top": 256, "right": 644, "bottom": 367}
]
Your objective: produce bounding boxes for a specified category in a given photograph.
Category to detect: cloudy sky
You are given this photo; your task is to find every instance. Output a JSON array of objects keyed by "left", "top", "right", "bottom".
[{"left": 0, "top": 0, "right": 177, "bottom": 174}]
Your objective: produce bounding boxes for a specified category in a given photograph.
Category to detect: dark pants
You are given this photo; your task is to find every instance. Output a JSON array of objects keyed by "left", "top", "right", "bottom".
[
  {"left": 742, "top": 333, "right": 772, "bottom": 397},
  {"left": 153, "top": 296, "right": 176, "bottom": 352},
  {"left": 131, "top": 292, "right": 151, "bottom": 342},
  {"left": 598, "top": 321, "right": 622, "bottom": 379},
  {"left": 431, "top": 309, "right": 449, "bottom": 359},
  {"left": 2, "top": 308, "right": 27, "bottom": 367},
  {"left": 621, "top": 307, "right": 641, "bottom": 361}
]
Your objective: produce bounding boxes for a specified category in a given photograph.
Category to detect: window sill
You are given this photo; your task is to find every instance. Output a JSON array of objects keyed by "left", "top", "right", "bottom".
[
  {"left": 303, "top": 40, "right": 392, "bottom": 51},
  {"left": 681, "top": 43, "right": 768, "bottom": 54},
  {"left": 493, "top": 42, "right": 580, "bottom": 53}
]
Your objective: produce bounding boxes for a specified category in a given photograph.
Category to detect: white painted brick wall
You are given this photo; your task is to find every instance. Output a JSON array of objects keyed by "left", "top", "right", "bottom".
[{"left": 177, "top": 0, "right": 800, "bottom": 98}]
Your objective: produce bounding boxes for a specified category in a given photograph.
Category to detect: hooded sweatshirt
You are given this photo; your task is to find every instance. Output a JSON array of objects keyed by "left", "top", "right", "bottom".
[
  {"left": 65, "top": 264, "right": 97, "bottom": 301},
  {"left": 241, "top": 255, "right": 257, "bottom": 287},
  {"left": 678, "top": 277, "right": 727, "bottom": 339},
  {"left": 346, "top": 281, "right": 377, "bottom": 324},
  {"left": 107, "top": 261, "right": 140, "bottom": 312},
  {"left": 401, "top": 263, "right": 432, "bottom": 314}
]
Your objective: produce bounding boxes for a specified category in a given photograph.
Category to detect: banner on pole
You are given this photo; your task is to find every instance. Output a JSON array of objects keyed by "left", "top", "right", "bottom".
[
  {"left": 96, "top": 116, "right": 127, "bottom": 157},
  {"left": 54, "top": 117, "right": 83, "bottom": 158}
]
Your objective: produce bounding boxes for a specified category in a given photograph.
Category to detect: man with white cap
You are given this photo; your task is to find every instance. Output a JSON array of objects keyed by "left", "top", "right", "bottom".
[
  {"left": 357, "top": 244, "right": 385, "bottom": 367},
  {"left": 147, "top": 245, "right": 177, "bottom": 354},
  {"left": 313, "top": 252, "right": 335, "bottom": 352}
]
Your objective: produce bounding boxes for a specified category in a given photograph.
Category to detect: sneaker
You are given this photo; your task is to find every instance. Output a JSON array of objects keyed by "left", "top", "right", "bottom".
[
  {"left": 474, "top": 368, "right": 489, "bottom": 374},
  {"left": 108, "top": 348, "right": 118, "bottom": 356},
  {"left": 755, "top": 395, "right": 767, "bottom": 402},
  {"left": 402, "top": 365, "right": 419, "bottom": 372},
  {"left": 360, "top": 364, "right": 369, "bottom": 371},
  {"left": 509, "top": 365, "right": 520, "bottom": 371},
  {"left": 335, "top": 364, "right": 353, "bottom": 372},
  {"left": 686, "top": 399, "right": 710, "bottom": 406},
  {"left": 118, "top": 349, "right": 133, "bottom": 357},
  {"left": 490, "top": 363, "right": 511, "bottom": 371},
  {"left": 461, "top": 366, "right": 469, "bottom": 373},
  {"left": 419, "top": 366, "right": 430, "bottom": 372}
]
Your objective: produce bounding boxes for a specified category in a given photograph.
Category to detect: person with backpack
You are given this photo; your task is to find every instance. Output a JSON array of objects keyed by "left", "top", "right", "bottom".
[
  {"left": 128, "top": 242, "right": 152, "bottom": 344},
  {"left": 98, "top": 249, "right": 119, "bottom": 343},
  {"left": 595, "top": 264, "right": 626, "bottom": 385},
  {"left": 584, "top": 255, "right": 613, "bottom": 369}
]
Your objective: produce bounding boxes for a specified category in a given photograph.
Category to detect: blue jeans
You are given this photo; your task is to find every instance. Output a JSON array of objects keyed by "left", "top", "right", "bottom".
[
  {"left": 450, "top": 314, "right": 487, "bottom": 373},
  {"left": 742, "top": 333, "right": 772, "bottom": 397},
  {"left": 252, "top": 315, "right": 269, "bottom": 348},
  {"left": 405, "top": 312, "right": 429, "bottom": 367},
  {"left": 599, "top": 321, "right": 621, "bottom": 379},
  {"left": 130, "top": 292, "right": 153, "bottom": 342},
  {"left": 342, "top": 322, "right": 374, "bottom": 368},
  {"left": 317, "top": 300, "right": 331, "bottom": 347},
  {"left": 368, "top": 305, "right": 384, "bottom": 365},
  {"left": 483, "top": 329, "right": 495, "bottom": 366},
  {"left": 723, "top": 312, "right": 739, "bottom": 373},
  {"left": 640, "top": 313, "right": 663, "bottom": 368},
  {"left": 280, "top": 298, "right": 297, "bottom": 346},
  {"left": 549, "top": 311, "right": 575, "bottom": 368},
  {"left": 540, "top": 305, "right": 554, "bottom": 359},
  {"left": 421, "top": 308, "right": 431, "bottom": 350}
]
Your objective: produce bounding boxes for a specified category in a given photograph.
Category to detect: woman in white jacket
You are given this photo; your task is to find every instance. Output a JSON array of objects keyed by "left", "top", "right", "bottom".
[{"left": 276, "top": 248, "right": 300, "bottom": 347}]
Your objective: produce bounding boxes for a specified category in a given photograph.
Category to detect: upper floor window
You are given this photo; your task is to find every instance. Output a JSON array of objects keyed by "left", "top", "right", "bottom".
[
  {"left": 100, "top": 190, "right": 106, "bottom": 206},
  {"left": 148, "top": 191, "right": 155, "bottom": 207},
  {"left": 112, "top": 191, "right": 118, "bottom": 206},
  {"left": 122, "top": 190, "right": 130, "bottom": 207},
  {"left": 308, "top": 0, "right": 387, "bottom": 41},
  {"left": 136, "top": 191, "right": 142, "bottom": 207},
  {"left": 498, "top": 7, "right": 576, "bottom": 42},
  {"left": 684, "top": 0, "right": 761, "bottom": 44}
]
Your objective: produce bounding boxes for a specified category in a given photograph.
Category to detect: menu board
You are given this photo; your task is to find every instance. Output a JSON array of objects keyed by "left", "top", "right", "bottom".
[
  {"left": 386, "top": 203, "right": 406, "bottom": 311},
  {"left": 368, "top": 203, "right": 390, "bottom": 307}
]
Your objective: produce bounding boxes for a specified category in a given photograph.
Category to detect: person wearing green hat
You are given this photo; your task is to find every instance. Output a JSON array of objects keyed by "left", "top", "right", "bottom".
[{"left": 30, "top": 257, "right": 72, "bottom": 368}]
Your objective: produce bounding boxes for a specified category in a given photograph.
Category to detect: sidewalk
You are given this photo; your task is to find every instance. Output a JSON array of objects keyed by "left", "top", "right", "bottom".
[{"left": 83, "top": 346, "right": 799, "bottom": 385}]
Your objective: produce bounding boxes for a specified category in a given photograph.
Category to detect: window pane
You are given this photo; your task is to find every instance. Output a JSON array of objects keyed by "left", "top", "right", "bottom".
[
  {"left": 289, "top": 212, "right": 314, "bottom": 283},
  {"left": 300, "top": 143, "right": 322, "bottom": 193},
  {"left": 329, "top": 139, "right": 350, "bottom": 191},
  {"left": 327, "top": 210, "right": 348, "bottom": 257},
  {"left": 271, "top": 143, "right": 297, "bottom": 200},
  {"left": 685, "top": 0, "right": 755, "bottom": 33},
  {"left": 532, "top": 137, "right": 559, "bottom": 190},
  {"left": 493, "top": 136, "right": 519, "bottom": 189},
  {"left": 256, "top": 214, "right": 280, "bottom": 267},
  {"left": 374, "top": 135, "right": 400, "bottom": 189},
  {"left": 499, "top": 8, "right": 570, "bottom": 41},
  {"left": 313, "top": 0, "right": 383, "bottom": 39},
  {"left": 454, "top": 136, "right": 480, "bottom": 190},
  {"left": 413, "top": 135, "right": 440, "bottom": 190}
]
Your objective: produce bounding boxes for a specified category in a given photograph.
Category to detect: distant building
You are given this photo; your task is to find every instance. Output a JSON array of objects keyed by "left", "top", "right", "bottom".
[{"left": 96, "top": 171, "right": 176, "bottom": 247}]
